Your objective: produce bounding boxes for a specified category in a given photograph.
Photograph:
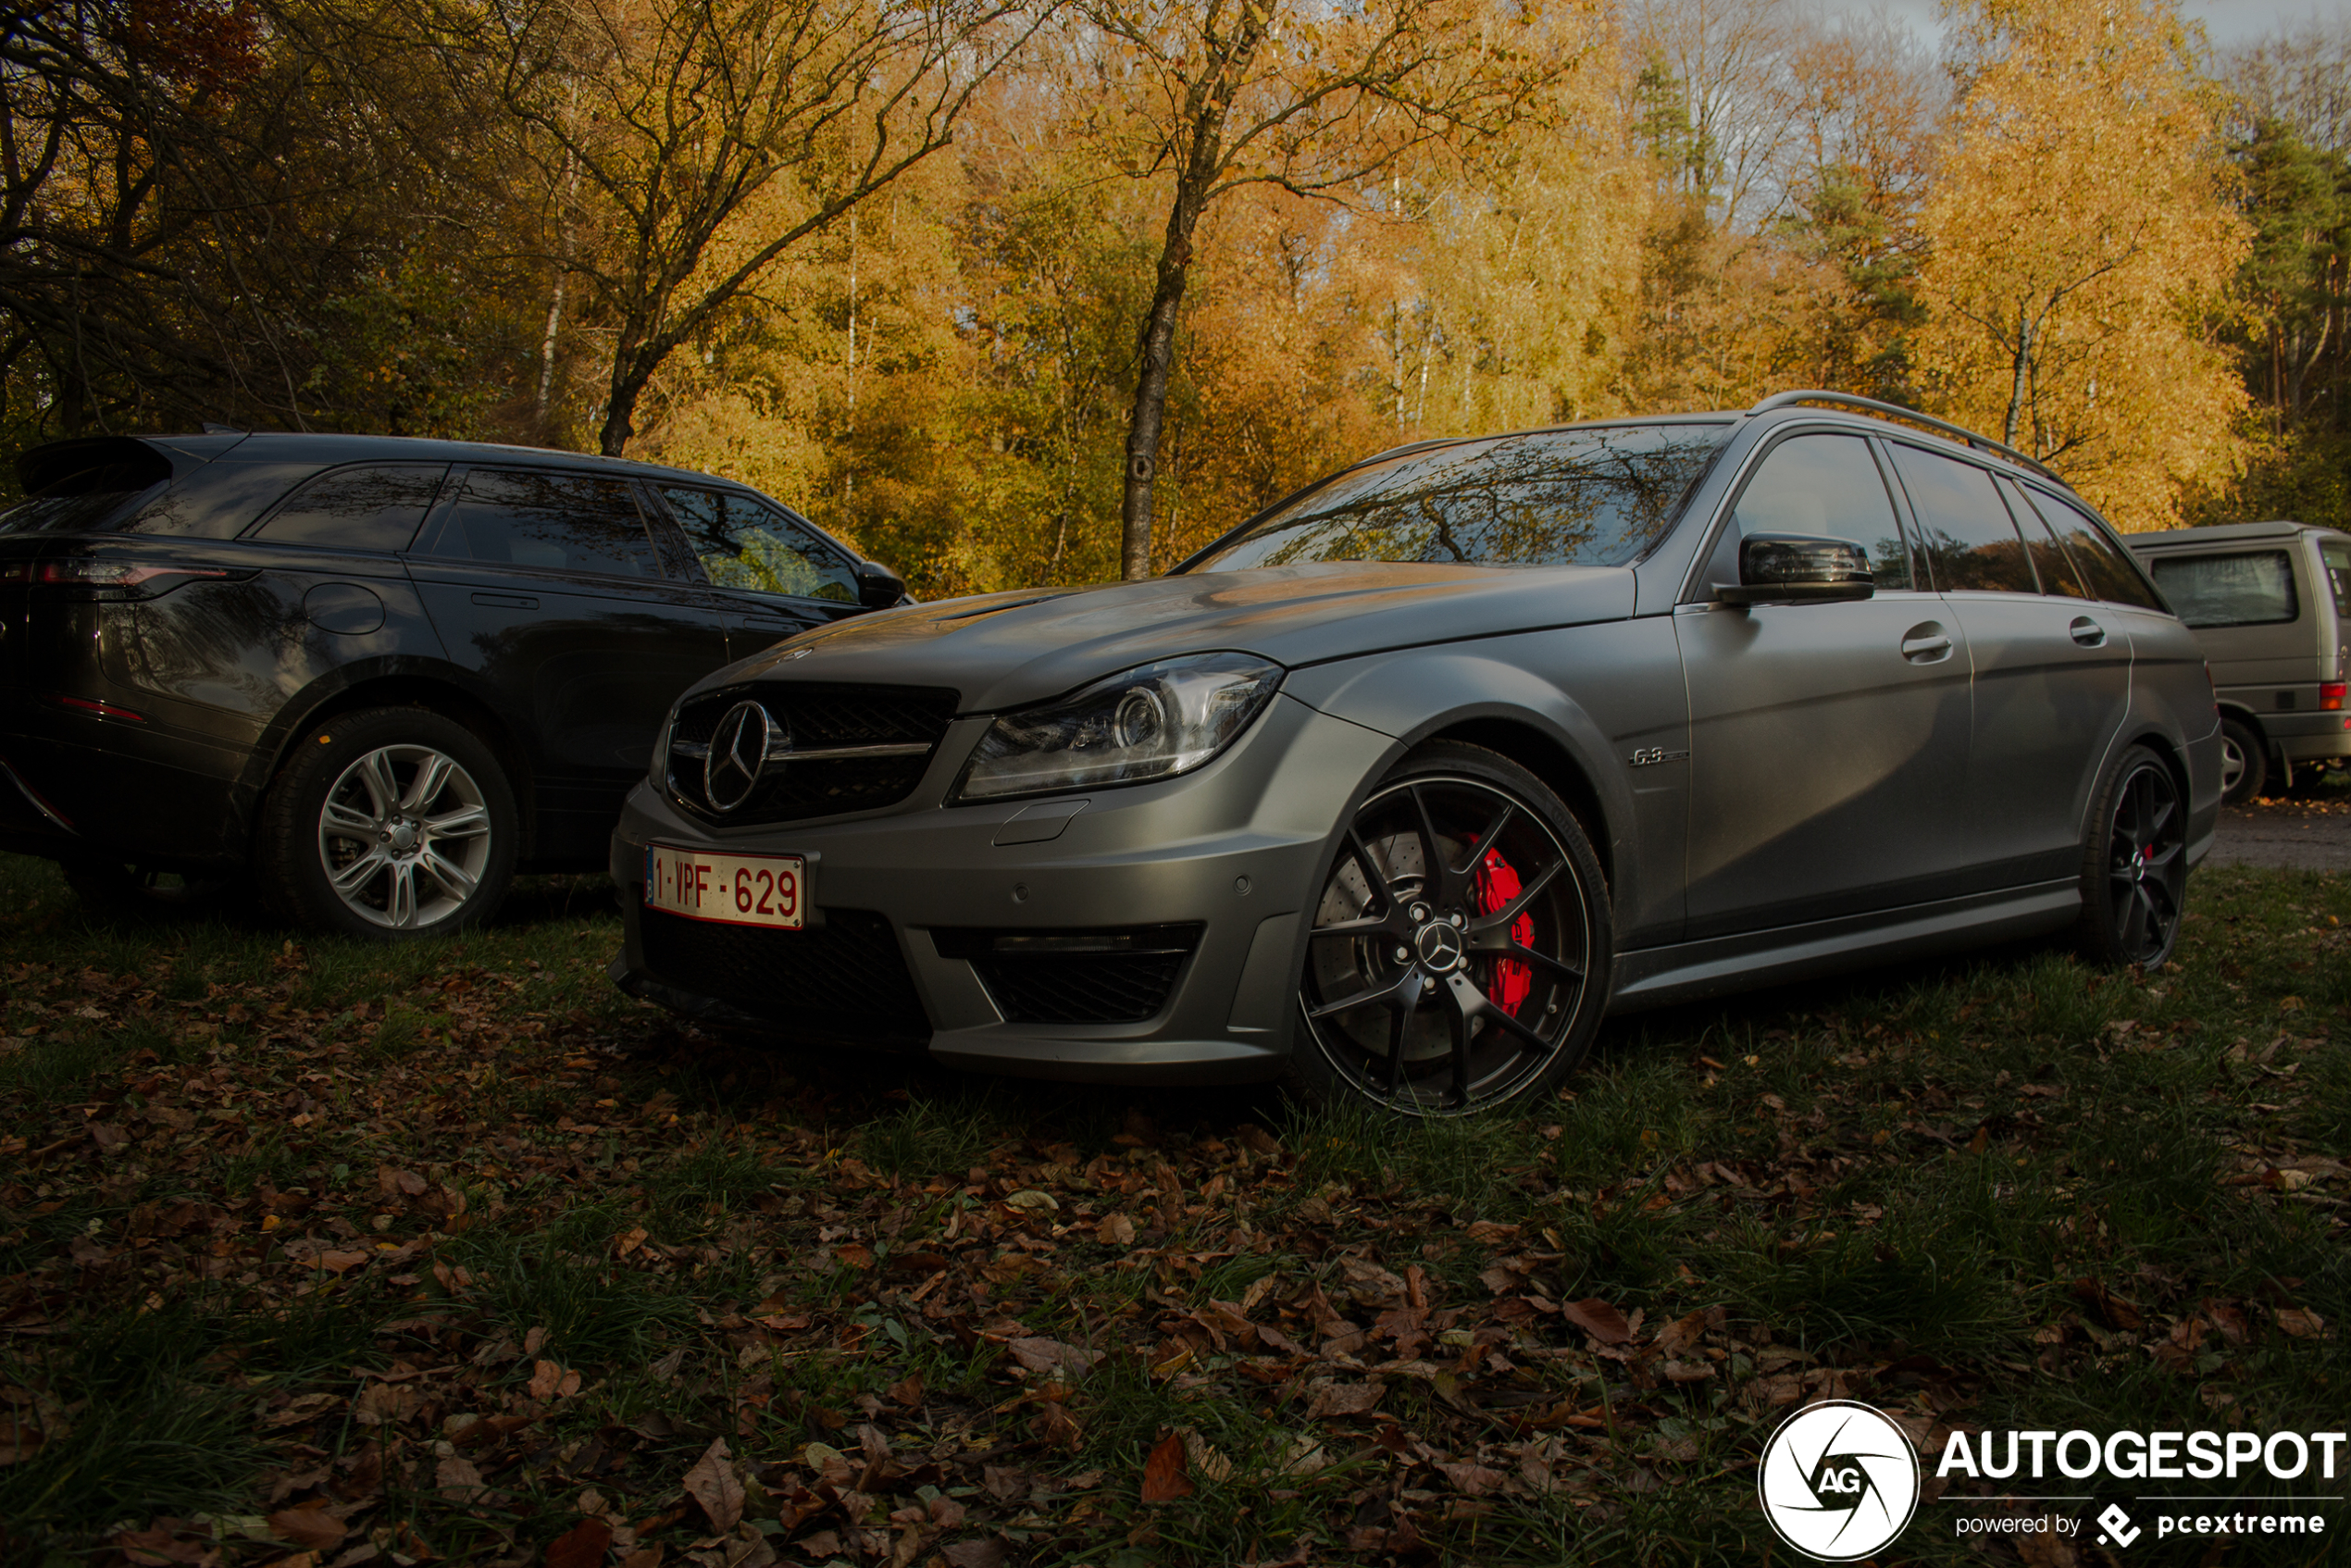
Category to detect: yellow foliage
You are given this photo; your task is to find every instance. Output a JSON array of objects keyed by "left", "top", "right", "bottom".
[{"left": 1916, "top": 0, "right": 2248, "bottom": 529}]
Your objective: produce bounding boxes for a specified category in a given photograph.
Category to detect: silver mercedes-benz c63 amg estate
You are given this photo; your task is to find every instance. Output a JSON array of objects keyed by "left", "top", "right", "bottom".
[{"left": 608, "top": 392, "right": 2220, "bottom": 1115}]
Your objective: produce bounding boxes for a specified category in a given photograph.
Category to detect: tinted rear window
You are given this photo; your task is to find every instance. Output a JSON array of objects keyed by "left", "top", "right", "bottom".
[
  {"left": 2147, "top": 551, "right": 2299, "bottom": 628},
  {"left": 253, "top": 464, "right": 448, "bottom": 552},
  {"left": 427, "top": 468, "right": 664, "bottom": 579},
  {"left": 0, "top": 454, "right": 168, "bottom": 535},
  {"left": 2017, "top": 488, "right": 2164, "bottom": 609},
  {"left": 1185, "top": 423, "right": 1729, "bottom": 573}
]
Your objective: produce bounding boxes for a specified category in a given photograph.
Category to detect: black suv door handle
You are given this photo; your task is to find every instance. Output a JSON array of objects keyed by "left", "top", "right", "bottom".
[
  {"left": 2069, "top": 616, "right": 2106, "bottom": 648},
  {"left": 472, "top": 591, "right": 539, "bottom": 610}
]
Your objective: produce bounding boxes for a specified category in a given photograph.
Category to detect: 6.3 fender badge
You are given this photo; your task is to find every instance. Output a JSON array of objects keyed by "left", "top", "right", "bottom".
[{"left": 1628, "top": 747, "right": 1691, "bottom": 767}]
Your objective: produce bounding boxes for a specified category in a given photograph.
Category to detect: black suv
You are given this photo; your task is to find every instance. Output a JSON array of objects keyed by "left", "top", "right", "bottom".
[{"left": 0, "top": 432, "right": 904, "bottom": 935}]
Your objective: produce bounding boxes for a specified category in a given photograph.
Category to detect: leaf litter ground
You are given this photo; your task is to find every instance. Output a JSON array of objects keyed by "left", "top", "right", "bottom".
[{"left": 0, "top": 852, "right": 2346, "bottom": 1567}]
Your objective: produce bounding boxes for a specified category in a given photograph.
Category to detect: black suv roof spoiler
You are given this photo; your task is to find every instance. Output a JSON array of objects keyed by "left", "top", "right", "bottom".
[
  {"left": 16, "top": 436, "right": 175, "bottom": 497},
  {"left": 1748, "top": 390, "right": 2063, "bottom": 484}
]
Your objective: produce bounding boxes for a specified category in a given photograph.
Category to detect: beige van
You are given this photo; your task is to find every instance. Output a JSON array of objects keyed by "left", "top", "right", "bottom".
[{"left": 2127, "top": 520, "right": 2350, "bottom": 802}]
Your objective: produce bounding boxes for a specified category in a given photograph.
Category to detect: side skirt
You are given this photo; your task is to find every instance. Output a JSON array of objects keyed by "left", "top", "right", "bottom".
[{"left": 1608, "top": 878, "right": 2082, "bottom": 1013}]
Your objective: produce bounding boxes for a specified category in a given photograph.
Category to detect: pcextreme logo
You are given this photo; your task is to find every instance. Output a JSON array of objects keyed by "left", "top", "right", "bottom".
[{"left": 1758, "top": 1400, "right": 1922, "bottom": 1562}]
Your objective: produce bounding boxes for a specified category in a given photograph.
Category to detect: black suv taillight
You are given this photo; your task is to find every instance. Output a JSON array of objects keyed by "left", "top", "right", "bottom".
[{"left": 31, "top": 558, "right": 247, "bottom": 600}]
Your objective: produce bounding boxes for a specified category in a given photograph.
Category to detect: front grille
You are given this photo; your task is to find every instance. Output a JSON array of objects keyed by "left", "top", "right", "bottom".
[
  {"left": 665, "top": 682, "right": 958, "bottom": 826},
  {"left": 639, "top": 904, "right": 931, "bottom": 1043},
  {"left": 933, "top": 925, "right": 1201, "bottom": 1025}
]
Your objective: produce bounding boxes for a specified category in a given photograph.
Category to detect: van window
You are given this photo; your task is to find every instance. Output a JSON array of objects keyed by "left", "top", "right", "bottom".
[
  {"left": 2147, "top": 551, "right": 2300, "bottom": 628},
  {"left": 2323, "top": 540, "right": 2350, "bottom": 616}
]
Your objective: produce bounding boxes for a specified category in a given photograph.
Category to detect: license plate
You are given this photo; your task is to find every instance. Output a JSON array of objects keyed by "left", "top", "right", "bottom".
[{"left": 644, "top": 845, "right": 806, "bottom": 929}]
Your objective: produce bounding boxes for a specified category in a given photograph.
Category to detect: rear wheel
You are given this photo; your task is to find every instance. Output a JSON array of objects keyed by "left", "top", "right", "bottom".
[
  {"left": 255, "top": 708, "right": 517, "bottom": 939},
  {"left": 2076, "top": 744, "right": 2187, "bottom": 971},
  {"left": 2218, "top": 716, "right": 2268, "bottom": 804},
  {"left": 1286, "top": 742, "right": 1611, "bottom": 1116}
]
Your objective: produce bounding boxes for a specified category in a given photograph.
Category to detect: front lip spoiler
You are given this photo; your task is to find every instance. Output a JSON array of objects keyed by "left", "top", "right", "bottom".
[
  {"left": 0, "top": 754, "right": 75, "bottom": 833},
  {"left": 606, "top": 953, "right": 929, "bottom": 1054}
]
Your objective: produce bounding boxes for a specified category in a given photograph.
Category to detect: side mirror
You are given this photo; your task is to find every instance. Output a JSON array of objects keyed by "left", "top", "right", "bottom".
[
  {"left": 853, "top": 559, "right": 907, "bottom": 610},
  {"left": 1716, "top": 533, "right": 1874, "bottom": 605}
]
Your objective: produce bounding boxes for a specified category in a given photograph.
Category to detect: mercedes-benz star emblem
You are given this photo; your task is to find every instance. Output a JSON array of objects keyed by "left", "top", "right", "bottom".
[
  {"left": 704, "top": 701, "right": 783, "bottom": 813},
  {"left": 1414, "top": 922, "right": 1466, "bottom": 973}
]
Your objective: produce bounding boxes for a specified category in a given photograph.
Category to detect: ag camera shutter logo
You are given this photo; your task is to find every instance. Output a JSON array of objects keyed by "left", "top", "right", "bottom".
[{"left": 1758, "top": 1400, "right": 1922, "bottom": 1561}]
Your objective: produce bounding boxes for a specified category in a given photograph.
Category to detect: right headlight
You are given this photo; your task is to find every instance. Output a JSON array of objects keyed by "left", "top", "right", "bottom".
[{"left": 953, "top": 652, "right": 1285, "bottom": 802}]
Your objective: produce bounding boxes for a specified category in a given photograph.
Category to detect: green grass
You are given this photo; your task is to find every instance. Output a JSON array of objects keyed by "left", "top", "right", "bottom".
[{"left": 0, "top": 844, "right": 2345, "bottom": 1565}]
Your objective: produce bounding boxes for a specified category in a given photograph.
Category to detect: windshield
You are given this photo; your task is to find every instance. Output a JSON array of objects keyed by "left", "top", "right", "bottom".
[{"left": 1186, "top": 422, "right": 1730, "bottom": 574}]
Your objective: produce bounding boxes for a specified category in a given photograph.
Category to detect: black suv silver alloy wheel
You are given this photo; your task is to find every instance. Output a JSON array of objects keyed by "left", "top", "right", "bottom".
[
  {"left": 1291, "top": 743, "right": 1611, "bottom": 1116},
  {"left": 256, "top": 708, "right": 518, "bottom": 938}
]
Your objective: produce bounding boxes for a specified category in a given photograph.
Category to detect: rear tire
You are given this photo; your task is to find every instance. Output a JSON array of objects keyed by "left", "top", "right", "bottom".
[
  {"left": 2218, "top": 716, "right": 2268, "bottom": 804},
  {"left": 255, "top": 708, "right": 517, "bottom": 940},
  {"left": 2076, "top": 743, "right": 2187, "bottom": 971},
  {"left": 1282, "top": 741, "right": 1611, "bottom": 1117}
]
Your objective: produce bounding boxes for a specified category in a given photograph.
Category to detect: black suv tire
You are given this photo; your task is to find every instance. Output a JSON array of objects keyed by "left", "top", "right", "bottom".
[{"left": 255, "top": 708, "right": 518, "bottom": 939}]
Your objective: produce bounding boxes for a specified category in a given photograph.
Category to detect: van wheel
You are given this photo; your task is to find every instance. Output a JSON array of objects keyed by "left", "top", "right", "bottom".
[
  {"left": 2218, "top": 716, "right": 2268, "bottom": 804},
  {"left": 256, "top": 708, "right": 517, "bottom": 939}
]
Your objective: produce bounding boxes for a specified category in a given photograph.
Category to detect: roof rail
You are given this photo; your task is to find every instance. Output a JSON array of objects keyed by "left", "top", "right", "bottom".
[{"left": 1746, "top": 390, "right": 2062, "bottom": 483}]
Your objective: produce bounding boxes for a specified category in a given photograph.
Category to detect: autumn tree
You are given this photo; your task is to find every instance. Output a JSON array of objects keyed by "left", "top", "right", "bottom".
[
  {"left": 1072, "top": 0, "right": 1572, "bottom": 579},
  {"left": 451, "top": 0, "right": 1049, "bottom": 458},
  {"left": 1915, "top": 0, "right": 2246, "bottom": 529}
]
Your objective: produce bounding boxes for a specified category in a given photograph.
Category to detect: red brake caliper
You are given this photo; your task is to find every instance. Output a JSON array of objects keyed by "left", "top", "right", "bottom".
[{"left": 1474, "top": 848, "right": 1535, "bottom": 1015}]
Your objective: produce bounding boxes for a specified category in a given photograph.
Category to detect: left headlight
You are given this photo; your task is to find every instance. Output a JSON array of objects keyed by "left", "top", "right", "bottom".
[{"left": 954, "top": 652, "right": 1285, "bottom": 802}]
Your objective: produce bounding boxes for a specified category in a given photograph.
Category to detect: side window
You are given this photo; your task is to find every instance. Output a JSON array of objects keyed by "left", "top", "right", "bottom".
[
  {"left": 429, "top": 469, "right": 664, "bottom": 579},
  {"left": 2147, "top": 551, "right": 2300, "bottom": 628},
  {"left": 660, "top": 487, "right": 858, "bottom": 604},
  {"left": 2015, "top": 488, "right": 2165, "bottom": 609},
  {"left": 1726, "top": 432, "right": 1913, "bottom": 591},
  {"left": 2320, "top": 540, "right": 2349, "bottom": 616},
  {"left": 253, "top": 464, "right": 448, "bottom": 551},
  {"left": 1886, "top": 443, "right": 2036, "bottom": 593},
  {"left": 1996, "top": 478, "right": 2089, "bottom": 599}
]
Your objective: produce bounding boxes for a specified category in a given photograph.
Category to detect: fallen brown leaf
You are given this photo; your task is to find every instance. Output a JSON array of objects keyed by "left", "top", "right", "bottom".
[{"left": 1141, "top": 1431, "right": 1193, "bottom": 1503}]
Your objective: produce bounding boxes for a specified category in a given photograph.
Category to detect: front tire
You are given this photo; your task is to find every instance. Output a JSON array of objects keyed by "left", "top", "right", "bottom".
[
  {"left": 2076, "top": 743, "right": 2187, "bottom": 971},
  {"left": 1284, "top": 742, "right": 1611, "bottom": 1117},
  {"left": 255, "top": 708, "right": 518, "bottom": 939}
]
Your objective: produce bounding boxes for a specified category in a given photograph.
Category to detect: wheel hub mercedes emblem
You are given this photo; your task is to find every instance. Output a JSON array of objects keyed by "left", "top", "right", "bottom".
[
  {"left": 1413, "top": 921, "right": 1466, "bottom": 973},
  {"left": 704, "top": 701, "right": 786, "bottom": 813}
]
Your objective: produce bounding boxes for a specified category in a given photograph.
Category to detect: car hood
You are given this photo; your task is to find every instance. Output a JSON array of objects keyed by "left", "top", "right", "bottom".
[{"left": 727, "top": 560, "right": 1636, "bottom": 712}]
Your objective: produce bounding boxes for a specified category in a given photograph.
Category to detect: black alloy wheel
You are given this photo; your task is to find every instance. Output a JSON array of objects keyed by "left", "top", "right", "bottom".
[
  {"left": 1291, "top": 742, "right": 1610, "bottom": 1116},
  {"left": 2078, "top": 744, "right": 2187, "bottom": 970}
]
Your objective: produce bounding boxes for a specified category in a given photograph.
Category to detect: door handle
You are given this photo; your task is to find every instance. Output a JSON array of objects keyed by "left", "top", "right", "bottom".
[
  {"left": 471, "top": 591, "right": 539, "bottom": 610},
  {"left": 1900, "top": 625, "right": 1952, "bottom": 663},
  {"left": 2069, "top": 616, "right": 2106, "bottom": 648}
]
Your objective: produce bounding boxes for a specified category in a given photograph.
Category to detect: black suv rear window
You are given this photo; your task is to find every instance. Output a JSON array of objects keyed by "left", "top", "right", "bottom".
[
  {"left": 1185, "top": 423, "right": 1729, "bottom": 573},
  {"left": 0, "top": 452, "right": 169, "bottom": 535},
  {"left": 424, "top": 468, "right": 664, "bottom": 579},
  {"left": 254, "top": 464, "right": 449, "bottom": 552}
]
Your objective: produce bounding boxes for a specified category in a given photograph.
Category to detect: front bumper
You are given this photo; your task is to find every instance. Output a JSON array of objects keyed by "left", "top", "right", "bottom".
[{"left": 608, "top": 692, "right": 1396, "bottom": 1084}]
